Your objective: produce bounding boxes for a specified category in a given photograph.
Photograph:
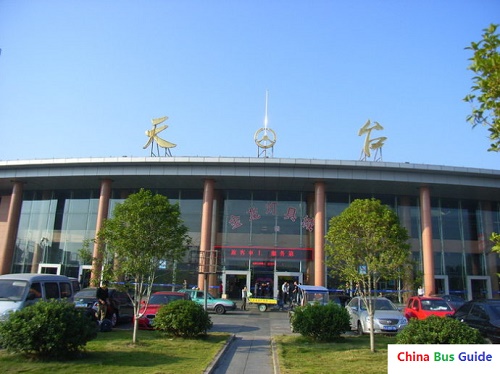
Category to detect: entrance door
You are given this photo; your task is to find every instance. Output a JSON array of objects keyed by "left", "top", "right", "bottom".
[
  {"left": 467, "top": 276, "right": 492, "bottom": 300},
  {"left": 434, "top": 275, "right": 449, "bottom": 295},
  {"left": 37, "top": 263, "right": 61, "bottom": 274},
  {"left": 79, "top": 265, "right": 92, "bottom": 289},
  {"left": 222, "top": 271, "right": 250, "bottom": 299},
  {"left": 275, "top": 272, "right": 303, "bottom": 303}
]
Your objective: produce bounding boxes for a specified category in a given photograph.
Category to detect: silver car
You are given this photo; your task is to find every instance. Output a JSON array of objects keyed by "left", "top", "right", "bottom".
[{"left": 346, "top": 296, "right": 408, "bottom": 334}]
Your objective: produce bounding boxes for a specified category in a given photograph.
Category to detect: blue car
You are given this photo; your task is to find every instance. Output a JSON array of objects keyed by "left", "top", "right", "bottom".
[{"left": 178, "top": 289, "right": 237, "bottom": 314}]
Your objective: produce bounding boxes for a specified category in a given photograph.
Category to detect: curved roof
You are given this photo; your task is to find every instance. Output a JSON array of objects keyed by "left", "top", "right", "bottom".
[{"left": 0, "top": 157, "right": 499, "bottom": 200}]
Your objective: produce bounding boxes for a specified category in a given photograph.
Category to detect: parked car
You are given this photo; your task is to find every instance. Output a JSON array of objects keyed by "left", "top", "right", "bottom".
[
  {"left": 179, "top": 289, "right": 237, "bottom": 314},
  {"left": 346, "top": 296, "right": 408, "bottom": 334},
  {"left": 295, "top": 285, "right": 330, "bottom": 306},
  {"left": 434, "top": 294, "right": 466, "bottom": 310},
  {"left": 73, "top": 287, "right": 134, "bottom": 326},
  {"left": 0, "top": 273, "right": 74, "bottom": 321},
  {"left": 452, "top": 299, "right": 500, "bottom": 343},
  {"left": 137, "top": 291, "right": 190, "bottom": 330},
  {"left": 404, "top": 296, "right": 454, "bottom": 320},
  {"left": 69, "top": 277, "right": 81, "bottom": 293}
]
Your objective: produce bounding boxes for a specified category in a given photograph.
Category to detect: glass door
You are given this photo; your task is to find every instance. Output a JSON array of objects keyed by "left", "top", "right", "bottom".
[
  {"left": 222, "top": 270, "right": 250, "bottom": 299},
  {"left": 467, "top": 276, "right": 492, "bottom": 300},
  {"left": 434, "top": 275, "right": 449, "bottom": 295},
  {"left": 37, "top": 263, "right": 61, "bottom": 274},
  {"left": 79, "top": 265, "right": 92, "bottom": 288},
  {"left": 275, "top": 271, "right": 303, "bottom": 304}
]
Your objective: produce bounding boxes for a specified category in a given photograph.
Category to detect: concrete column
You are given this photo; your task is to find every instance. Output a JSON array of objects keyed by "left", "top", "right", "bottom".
[
  {"left": 198, "top": 179, "right": 215, "bottom": 291},
  {"left": 208, "top": 193, "right": 219, "bottom": 294},
  {"left": 420, "top": 186, "right": 435, "bottom": 296},
  {"left": 0, "top": 181, "right": 24, "bottom": 275},
  {"left": 314, "top": 182, "right": 326, "bottom": 287},
  {"left": 91, "top": 179, "right": 112, "bottom": 285}
]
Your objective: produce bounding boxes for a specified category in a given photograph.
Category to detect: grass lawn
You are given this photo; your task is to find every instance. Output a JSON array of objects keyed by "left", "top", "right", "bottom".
[
  {"left": 275, "top": 333, "right": 397, "bottom": 374},
  {"left": 0, "top": 329, "right": 230, "bottom": 374}
]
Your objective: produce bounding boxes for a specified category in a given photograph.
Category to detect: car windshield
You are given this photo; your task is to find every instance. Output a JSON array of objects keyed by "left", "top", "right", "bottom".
[
  {"left": 0, "top": 280, "right": 28, "bottom": 301},
  {"left": 360, "top": 298, "right": 396, "bottom": 311},
  {"left": 303, "top": 292, "right": 328, "bottom": 304},
  {"left": 74, "top": 289, "right": 97, "bottom": 298},
  {"left": 149, "top": 294, "right": 184, "bottom": 304},
  {"left": 488, "top": 303, "right": 500, "bottom": 319},
  {"left": 421, "top": 299, "right": 452, "bottom": 311}
]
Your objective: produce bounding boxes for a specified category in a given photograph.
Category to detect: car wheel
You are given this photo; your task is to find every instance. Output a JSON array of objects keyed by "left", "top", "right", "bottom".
[
  {"left": 215, "top": 304, "right": 225, "bottom": 315},
  {"left": 258, "top": 304, "right": 267, "bottom": 312},
  {"left": 357, "top": 321, "right": 364, "bottom": 335}
]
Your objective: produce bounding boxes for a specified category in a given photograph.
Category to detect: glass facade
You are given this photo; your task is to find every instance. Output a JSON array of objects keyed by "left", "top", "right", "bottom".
[
  {"left": 218, "top": 190, "right": 313, "bottom": 297},
  {"left": 324, "top": 193, "right": 500, "bottom": 300},
  {"left": 8, "top": 185, "right": 500, "bottom": 300},
  {"left": 14, "top": 190, "right": 99, "bottom": 278},
  {"left": 13, "top": 188, "right": 203, "bottom": 285}
]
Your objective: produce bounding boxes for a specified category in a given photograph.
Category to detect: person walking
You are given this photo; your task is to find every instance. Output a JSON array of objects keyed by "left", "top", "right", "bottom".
[{"left": 241, "top": 286, "right": 248, "bottom": 311}]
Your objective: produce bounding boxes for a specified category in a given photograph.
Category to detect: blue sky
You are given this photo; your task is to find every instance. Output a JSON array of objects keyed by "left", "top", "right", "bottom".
[{"left": 0, "top": 1, "right": 499, "bottom": 170}]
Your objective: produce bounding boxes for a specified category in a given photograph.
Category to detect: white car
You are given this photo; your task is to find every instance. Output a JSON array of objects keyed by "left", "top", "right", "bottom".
[{"left": 346, "top": 296, "right": 407, "bottom": 334}]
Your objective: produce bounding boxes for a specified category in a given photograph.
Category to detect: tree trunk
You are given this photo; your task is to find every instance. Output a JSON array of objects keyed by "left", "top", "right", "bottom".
[
  {"left": 369, "top": 318, "right": 375, "bottom": 352},
  {"left": 132, "top": 315, "right": 139, "bottom": 344}
]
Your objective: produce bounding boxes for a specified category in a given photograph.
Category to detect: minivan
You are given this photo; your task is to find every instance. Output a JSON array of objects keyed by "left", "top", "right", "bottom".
[{"left": 0, "top": 273, "right": 74, "bottom": 321}]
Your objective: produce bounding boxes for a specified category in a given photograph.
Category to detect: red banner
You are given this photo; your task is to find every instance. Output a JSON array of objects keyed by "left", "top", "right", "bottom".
[{"left": 217, "top": 246, "right": 313, "bottom": 261}]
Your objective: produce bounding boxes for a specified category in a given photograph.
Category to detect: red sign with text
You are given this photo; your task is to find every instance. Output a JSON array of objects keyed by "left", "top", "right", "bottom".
[{"left": 217, "top": 246, "right": 313, "bottom": 261}]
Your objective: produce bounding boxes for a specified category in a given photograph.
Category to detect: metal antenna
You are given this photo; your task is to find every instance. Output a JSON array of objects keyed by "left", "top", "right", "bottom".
[
  {"left": 254, "top": 89, "right": 277, "bottom": 157},
  {"left": 264, "top": 90, "right": 269, "bottom": 130}
]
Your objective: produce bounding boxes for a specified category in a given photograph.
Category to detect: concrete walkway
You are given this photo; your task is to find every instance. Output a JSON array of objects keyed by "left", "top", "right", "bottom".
[{"left": 206, "top": 306, "right": 293, "bottom": 374}]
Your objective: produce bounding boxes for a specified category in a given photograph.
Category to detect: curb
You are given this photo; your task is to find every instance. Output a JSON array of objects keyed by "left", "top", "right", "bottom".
[
  {"left": 271, "top": 337, "right": 281, "bottom": 374},
  {"left": 204, "top": 333, "right": 236, "bottom": 374}
]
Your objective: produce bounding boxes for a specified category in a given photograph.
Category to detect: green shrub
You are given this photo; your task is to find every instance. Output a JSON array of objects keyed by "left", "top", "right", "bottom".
[
  {"left": 0, "top": 300, "right": 97, "bottom": 359},
  {"left": 153, "top": 299, "right": 213, "bottom": 338},
  {"left": 396, "top": 315, "right": 484, "bottom": 344},
  {"left": 290, "top": 303, "right": 351, "bottom": 341}
]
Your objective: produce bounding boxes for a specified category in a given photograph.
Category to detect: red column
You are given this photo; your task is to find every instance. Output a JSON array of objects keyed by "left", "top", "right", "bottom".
[
  {"left": 420, "top": 186, "right": 435, "bottom": 296},
  {"left": 0, "top": 181, "right": 24, "bottom": 274},
  {"left": 314, "top": 182, "right": 325, "bottom": 286},
  {"left": 91, "top": 179, "right": 112, "bottom": 285},
  {"left": 198, "top": 179, "right": 215, "bottom": 291}
]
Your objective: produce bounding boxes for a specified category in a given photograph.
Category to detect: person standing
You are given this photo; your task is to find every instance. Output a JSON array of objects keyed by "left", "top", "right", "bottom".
[
  {"left": 291, "top": 281, "right": 298, "bottom": 306},
  {"left": 241, "top": 286, "right": 248, "bottom": 311},
  {"left": 417, "top": 285, "right": 425, "bottom": 296},
  {"left": 96, "top": 281, "right": 109, "bottom": 321},
  {"left": 281, "top": 281, "right": 289, "bottom": 304}
]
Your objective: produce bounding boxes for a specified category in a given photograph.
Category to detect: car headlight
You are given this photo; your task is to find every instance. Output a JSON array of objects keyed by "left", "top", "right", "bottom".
[
  {"left": 0, "top": 309, "right": 15, "bottom": 321},
  {"left": 401, "top": 317, "right": 408, "bottom": 325}
]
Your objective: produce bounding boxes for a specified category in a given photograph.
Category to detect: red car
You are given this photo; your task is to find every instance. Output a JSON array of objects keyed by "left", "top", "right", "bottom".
[
  {"left": 404, "top": 296, "right": 454, "bottom": 320},
  {"left": 136, "top": 291, "right": 189, "bottom": 330}
]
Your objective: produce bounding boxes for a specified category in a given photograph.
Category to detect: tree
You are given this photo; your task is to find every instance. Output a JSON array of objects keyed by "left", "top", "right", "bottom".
[
  {"left": 464, "top": 24, "right": 500, "bottom": 151},
  {"left": 325, "top": 198, "right": 411, "bottom": 352},
  {"left": 97, "top": 188, "right": 191, "bottom": 343},
  {"left": 489, "top": 232, "right": 500, "bottom": 277}
]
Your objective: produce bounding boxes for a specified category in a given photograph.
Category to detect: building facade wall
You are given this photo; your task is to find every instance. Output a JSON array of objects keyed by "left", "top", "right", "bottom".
[{"left": 0, "top": 157, "right": 498, "bottom": 300}]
